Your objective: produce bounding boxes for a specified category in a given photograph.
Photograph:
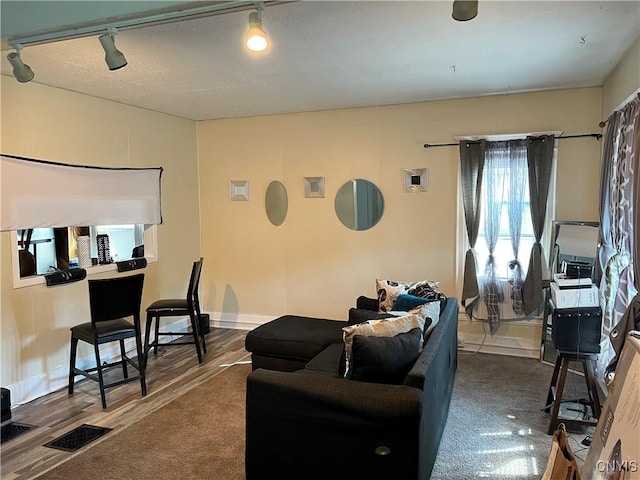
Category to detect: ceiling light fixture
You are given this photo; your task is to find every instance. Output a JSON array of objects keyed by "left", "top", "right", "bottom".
[
  {"left": 98, "top": 28, "right": 128, "bottom": 71},
  {"left": 6, "top": 45, "right": 34, "bottom": 83},
  {"left": 245, "top": 4, "right": 268, "bottom": 52},
  {"left": 452, "top": 0, "right": 478, "bottom": 22}
]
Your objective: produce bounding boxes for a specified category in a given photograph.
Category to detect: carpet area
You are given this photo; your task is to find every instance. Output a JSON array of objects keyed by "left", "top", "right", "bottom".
[
  {"left": 38, "top": 353, "right": 594, "bottom": 479},
  {"left": 431, "top": 352, "right": 593, "bottom": 479}
]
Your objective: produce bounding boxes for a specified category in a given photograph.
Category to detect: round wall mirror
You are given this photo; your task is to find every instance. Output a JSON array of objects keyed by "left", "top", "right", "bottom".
[
  {"left": 265, "top": 181, "right": 288, "bottom": 226},
  {"left": 334, "top": 179, "right": 384, "bottom": 231}
]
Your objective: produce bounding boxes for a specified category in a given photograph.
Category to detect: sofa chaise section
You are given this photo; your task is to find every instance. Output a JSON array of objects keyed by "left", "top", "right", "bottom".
[{"left": 245, "top": 298, "right": 459, "bottom": 480}]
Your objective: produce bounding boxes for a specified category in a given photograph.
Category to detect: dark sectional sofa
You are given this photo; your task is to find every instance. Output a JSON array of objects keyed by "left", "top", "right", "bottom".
[{"left": 244, "top": 296, "right": 459, "bottom": 480}]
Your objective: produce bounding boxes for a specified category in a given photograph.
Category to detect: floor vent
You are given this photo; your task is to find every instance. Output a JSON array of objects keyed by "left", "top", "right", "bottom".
[
  {"left": 1, "top": 422, "right": 36, "bottom": 444},
  {"left": 43, "top": 424, "right": 111, "bottom": 452}
]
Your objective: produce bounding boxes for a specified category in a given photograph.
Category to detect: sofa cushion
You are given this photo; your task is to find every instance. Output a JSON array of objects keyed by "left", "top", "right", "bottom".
[
  {"left": 342, "top": 314, "right": 425, "bottom": 376},
  {"left": 347, "top": 307, "right": 395, "bottom": 326},
  {"left": 303, "top": 342, "right": 344, "bottom": 376},
  {"left": 355, "top": 295, "right": 379, "bottom": 312},
  {"left": 245, "top": 315, "right": 344, "bottom": 364},
  {"left": 349, "top": 327, "right": 422, "bottom": 384}
]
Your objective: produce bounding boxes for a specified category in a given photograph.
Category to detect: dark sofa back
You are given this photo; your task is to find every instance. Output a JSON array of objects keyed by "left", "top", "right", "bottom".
[
  {"left": 408, "top": 297, "right": 459, "bottom": 480},
  {"left": 404, "top": 297, "right": 459, "bottom": 390}
]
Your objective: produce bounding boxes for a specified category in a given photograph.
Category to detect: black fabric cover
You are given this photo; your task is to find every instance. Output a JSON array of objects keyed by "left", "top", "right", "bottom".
[
  {"left": 347, "top": 307, "right": 394, "bottom": 326},
  {"left": 245, "top": 315, "right": 344, "bottom": 364},
  {"left": 44, "top": 268, "right": 86, "bottom": 286},
  {"left": 349, "top": 328, "right": 422, "bottom": 384},
  {"left": 552, "top": 306, "right": 602, "bottom": 354},
  {"left": 116, "top": 257, "right": 147, "bottom": 272}
]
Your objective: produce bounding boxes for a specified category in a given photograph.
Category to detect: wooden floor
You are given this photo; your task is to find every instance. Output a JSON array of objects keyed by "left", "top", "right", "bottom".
[{"left": 0, "top": 328, "right": 249, "bottom": 480}]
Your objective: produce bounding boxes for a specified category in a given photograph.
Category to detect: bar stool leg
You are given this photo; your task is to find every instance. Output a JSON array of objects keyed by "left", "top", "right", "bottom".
[
  {"left": 583, "top": 358, "right": 601, "bottom": 419},
  {"left": 545, "top": 354, "right": 562, "bottom": 413},
  {"left": 548, "top": 356, "right": 570, "bottom": 435}
]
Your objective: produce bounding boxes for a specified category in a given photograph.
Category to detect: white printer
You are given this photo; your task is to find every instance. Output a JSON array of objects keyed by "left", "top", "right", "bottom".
[{"left": 550, "top": 273, "right": 599, "bottom": 308}]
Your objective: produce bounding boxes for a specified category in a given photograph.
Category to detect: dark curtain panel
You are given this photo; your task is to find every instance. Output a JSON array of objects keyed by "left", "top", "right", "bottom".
[
  {"left": 595, "top": 115, "right": 620, "bottom": 286},
  {"left": 522, "top": 135, "right": 554, "bottom": 315},
  {"left": 635, "top": 112, "right": 640, "bottom": 290},
  {"left": 460, "top": 140, "right": 485, "bottom": 317},
  {"left": 596, "top": 95, "right": 640, "bottom": 382}
]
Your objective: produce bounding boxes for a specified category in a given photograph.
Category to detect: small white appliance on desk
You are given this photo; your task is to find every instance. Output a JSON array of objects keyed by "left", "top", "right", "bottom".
[{"left": 551, "top": 273, "right": 599, "bottom": 308}]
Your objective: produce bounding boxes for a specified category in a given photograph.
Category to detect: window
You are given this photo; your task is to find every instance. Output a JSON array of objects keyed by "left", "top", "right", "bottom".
[
  {"left": 475, "top": 140, "right": 535, "bottom": 278},
  {"left": 12, "top": 224, "right": 156, "bottom": 288},
  {"left": 17, "top": 225, "right": 144, "bottom": 276},
  {"left": 458, "top": 134, "right": 557, "bottom": 322}
]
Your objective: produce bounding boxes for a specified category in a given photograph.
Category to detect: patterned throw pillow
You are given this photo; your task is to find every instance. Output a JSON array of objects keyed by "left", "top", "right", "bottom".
[
  {"left": 342, "top": 314, "right": 425, "bottom": 377},
  {"left": 376, "top": 279, "right": 407, "bottom": 313},
  {"left": 411, "top": 301, "right": 441, "bottom": 339},
  {"left": 405, "top": 280, "right": 446, "bottom": 302},
  {"left": 389, "top": 300, "right": 440, "bottom": 345}
]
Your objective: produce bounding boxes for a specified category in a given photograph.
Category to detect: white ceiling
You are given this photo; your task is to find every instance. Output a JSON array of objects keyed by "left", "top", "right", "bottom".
[{"left": 2, "top": 1, "right": 639, "bottom": 121}]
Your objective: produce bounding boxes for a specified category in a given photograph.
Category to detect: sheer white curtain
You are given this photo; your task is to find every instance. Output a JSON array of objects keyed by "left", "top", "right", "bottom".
[{"left": 479, "top": 140, "right": 529, "bottom": 330}]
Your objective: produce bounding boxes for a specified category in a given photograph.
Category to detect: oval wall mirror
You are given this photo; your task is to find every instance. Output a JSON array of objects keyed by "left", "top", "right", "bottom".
[
  {"left": 265, "top": 181, "right": 288, "bottom": 226},
  {"left": 334, "top": 179, "right": 384, "bottom": 231}
]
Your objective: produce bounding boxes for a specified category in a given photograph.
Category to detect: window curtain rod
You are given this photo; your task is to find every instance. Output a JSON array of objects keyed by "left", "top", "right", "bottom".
[{"left": 423, "top": 132, "right": 602, "bottom": 149}]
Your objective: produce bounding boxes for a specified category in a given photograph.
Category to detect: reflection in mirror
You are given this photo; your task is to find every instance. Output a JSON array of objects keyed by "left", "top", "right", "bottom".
[
  {"left": 549, "top": 220, "right": 600, "bottom": 277},
  {"left": 265, "top": 181, "right": 288, "bottom": 226},
  {"left": 334, "top": 179, "right": 384, "bottom": 231}
]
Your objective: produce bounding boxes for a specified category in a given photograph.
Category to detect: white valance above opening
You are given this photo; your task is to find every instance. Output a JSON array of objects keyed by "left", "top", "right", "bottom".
[{"left": 1, "top": 155, "right": 163, "bottom": 231}]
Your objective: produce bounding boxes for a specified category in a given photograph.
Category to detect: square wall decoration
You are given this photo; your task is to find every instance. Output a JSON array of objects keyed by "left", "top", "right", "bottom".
[
  {"left": 304, "top": 177, "right": 325, "bottom": 198},
  {"left": 403, "top": 168, "right": 428, "bottom": 193},
  {"left": 230, "top": 180, "right": 249, "bottom": 201}
]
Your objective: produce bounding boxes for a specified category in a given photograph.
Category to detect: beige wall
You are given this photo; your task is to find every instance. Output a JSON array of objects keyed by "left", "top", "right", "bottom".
[
  {"left": 603, "top": 36, "right": 640, "bottom": 116},
  {"left": 197, "top": 87, "right": 604, "bottom": 345},
  {"left": 0, "top": 80, "right": 608, "bottom": 402},
  {"left": 0, "top": 77, "right": 200, "bottom": 404}
]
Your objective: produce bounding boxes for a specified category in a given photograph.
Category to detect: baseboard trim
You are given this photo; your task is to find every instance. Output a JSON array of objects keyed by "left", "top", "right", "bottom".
[
  {"left": 206, "top": 312, "right": 274, "bottom": 331},
  {"left": 6, "top": 317, "right": 191, "bottom": 408},
  {"left": 457, "top": 312, "right": 543, "bottom": 359},
  {"left": 205, "top": 310, "right": 544, "bottom": 359}
]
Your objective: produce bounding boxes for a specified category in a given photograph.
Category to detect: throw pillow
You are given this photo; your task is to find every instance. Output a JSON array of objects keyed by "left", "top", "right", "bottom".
[
  {"left": 348, "top": 308, "right": 395, "bottom": 326},
  {"left": 411, "top": 301, "right": 441, "bottom": 340},
  {"left": 376, "top": 279, "right": 406, "bottom": 313},
  {"left": 342, "top": 314, "right": 425, "bottom": 376},
  {"left": 405, "top": 280, "right": 440, "bottom": 298},
  {"left": 348, "top": 328, "right": 423, "bottom": 384},
  {"left": 392, "top": 293, "right": 431, "bottom": 311},
  {"left": 388, "top": 300, "right": 440, "bottom": 344}
]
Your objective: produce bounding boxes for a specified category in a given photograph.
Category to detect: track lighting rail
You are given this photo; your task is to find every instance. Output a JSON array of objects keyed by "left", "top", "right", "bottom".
[{"left": 5, "top": 1, "right": 292, "bottom": 49}]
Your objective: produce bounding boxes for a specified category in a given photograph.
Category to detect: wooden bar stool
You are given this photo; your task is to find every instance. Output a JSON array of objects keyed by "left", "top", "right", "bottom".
[
  {"left": 544, "top": 351, "right": 601, "bottom": 435},
  {"left": 143, "top": 258, "right": 206, "bottom": 368}
]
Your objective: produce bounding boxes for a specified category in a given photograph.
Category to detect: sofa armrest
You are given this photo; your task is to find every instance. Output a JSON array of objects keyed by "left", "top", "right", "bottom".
[{"left": 246, "top": 369, "right": 421, "bottom": 480}]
